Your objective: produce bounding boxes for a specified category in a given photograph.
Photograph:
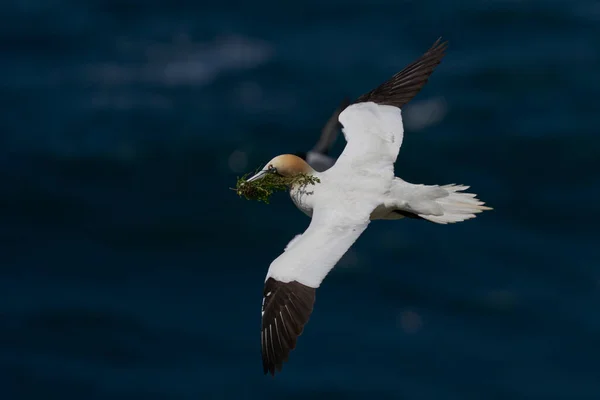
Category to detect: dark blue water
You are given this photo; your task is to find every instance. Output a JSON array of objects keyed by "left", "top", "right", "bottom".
[{"left": 1, "top": 1, "right": 599, "bottom": 398}]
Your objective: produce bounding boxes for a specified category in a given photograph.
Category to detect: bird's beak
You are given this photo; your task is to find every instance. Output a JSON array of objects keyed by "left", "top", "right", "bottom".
[{"left": 246, "top": 169, "right": 268, "bottom": 183}]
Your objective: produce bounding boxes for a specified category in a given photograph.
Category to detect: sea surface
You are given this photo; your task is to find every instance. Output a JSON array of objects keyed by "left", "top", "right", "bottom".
[{"left": 1, "top": 1, "right": 599, "bottom": 399}]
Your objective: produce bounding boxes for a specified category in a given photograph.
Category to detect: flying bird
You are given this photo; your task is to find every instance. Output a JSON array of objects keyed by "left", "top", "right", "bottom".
[{"left": 244, "top": 38, "right": 492, "bottom": 376}]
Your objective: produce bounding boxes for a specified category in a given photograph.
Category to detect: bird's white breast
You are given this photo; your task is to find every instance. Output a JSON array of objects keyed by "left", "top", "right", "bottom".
[
  {"left": 289, "top": 180, "right": 317, "bottom": 217},
  {"left": 288, "top": 169, "right": 390, "bottom": 221}
]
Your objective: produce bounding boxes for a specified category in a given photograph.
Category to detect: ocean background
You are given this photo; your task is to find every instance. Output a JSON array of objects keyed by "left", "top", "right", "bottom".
[{"left": 1, "top": 0, "right": 599, "bottom": 398}]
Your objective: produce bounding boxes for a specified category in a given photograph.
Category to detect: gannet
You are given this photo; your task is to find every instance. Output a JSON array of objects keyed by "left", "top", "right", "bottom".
[{"left": 244, "top": 38, "right": 492, "bottom": 376}]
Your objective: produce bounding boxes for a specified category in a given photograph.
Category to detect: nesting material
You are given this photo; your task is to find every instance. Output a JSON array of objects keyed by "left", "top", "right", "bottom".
[{"left": 234, "top": 170, "right": 320, "bottom": 204}]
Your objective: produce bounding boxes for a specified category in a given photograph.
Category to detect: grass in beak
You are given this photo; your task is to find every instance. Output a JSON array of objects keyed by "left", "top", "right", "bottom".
[{"left": 233, "top": 168, "right": 320, "bottom": 204}]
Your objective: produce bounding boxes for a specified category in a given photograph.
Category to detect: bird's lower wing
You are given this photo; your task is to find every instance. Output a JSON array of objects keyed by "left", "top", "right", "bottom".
[{"left": 260, "top": 204, "right": 372, "bottom": 376}]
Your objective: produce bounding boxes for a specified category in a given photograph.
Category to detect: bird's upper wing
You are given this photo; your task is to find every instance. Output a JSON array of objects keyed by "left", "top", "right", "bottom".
[
  {"left": 260, "top": 203, "right": 372, "bottom": 376},
  {"left": 332, "top": 101, "right": 405, "bottom": 177},
  {"left": 354, "top": 38, "right": 447, "bottom": 108},
  {"left": 311, "top": 97, "right": 351, "bottom": 155},
  {"left": 312, "top": 38, "right": 445, "bottom": 158},
  {"left": 329, "top": 38, "right": 447, "bottom": 176}
]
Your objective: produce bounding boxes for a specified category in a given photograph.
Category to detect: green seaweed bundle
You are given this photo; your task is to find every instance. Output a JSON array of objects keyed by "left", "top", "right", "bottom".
[{"left": 234, "top": 170, "right": 320, "bottom": 204}]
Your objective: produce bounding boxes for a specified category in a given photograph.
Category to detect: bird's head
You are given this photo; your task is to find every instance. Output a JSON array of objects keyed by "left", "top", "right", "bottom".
[{"left": 246, "top": 154, "right": 315, "bottom": 183}]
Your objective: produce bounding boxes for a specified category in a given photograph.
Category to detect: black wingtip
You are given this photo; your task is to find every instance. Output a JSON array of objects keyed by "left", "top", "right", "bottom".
[
  {"left": 430, "top": 37, "right": 448, "bottom": 55},
  {"left": 260, "top": 278, "right": 316, "bottom": 377},
  {"left": 354, "top": 37, "right": 448, "bottom": 109}
]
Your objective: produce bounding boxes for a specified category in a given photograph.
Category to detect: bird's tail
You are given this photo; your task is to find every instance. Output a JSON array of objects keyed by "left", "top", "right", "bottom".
[
  {"left": 416, "top": 184, "right": 492, "bottom": 224},
  {"left": 382, "top": 179, "right": 492, "bottom": 224}
]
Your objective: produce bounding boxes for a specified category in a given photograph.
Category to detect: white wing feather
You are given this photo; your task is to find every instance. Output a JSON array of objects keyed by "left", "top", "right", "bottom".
[
  {"left": 332, "top": 102, "right": 404, "bottom": 178},
  {"left": 266, "top": 205, "right": 370, "bottom": 288}
]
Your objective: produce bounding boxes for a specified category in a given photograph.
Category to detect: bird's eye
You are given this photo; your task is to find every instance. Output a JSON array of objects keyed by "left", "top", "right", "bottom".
[{"left": 267, "top": 165, "right": 276, "bottom": 172}]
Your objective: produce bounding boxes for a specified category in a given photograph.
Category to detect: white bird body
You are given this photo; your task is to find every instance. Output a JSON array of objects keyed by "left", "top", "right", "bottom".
[
  {"left": 243, "top": 38, "right": 492, "bottom": 376},
  {"left": 268, "top": 103, "right": 402, "bottom": 288},
  {"left": 292, "top": 174, "right": 491, "bottom": 224},
  {"left": 290, "top": 105, "right": 400, "bottom": 219},
  {"left": 289, "top": 106, "right": 490, "bottom": 225}
]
